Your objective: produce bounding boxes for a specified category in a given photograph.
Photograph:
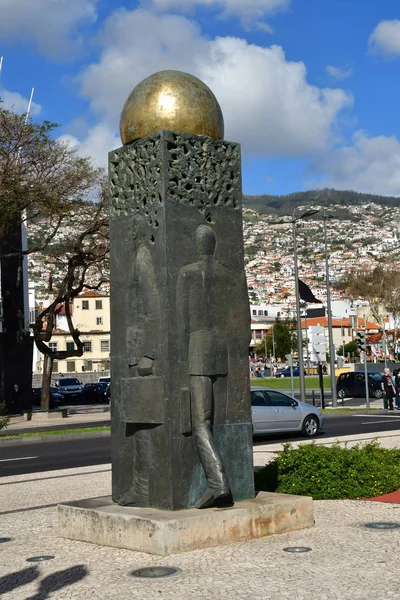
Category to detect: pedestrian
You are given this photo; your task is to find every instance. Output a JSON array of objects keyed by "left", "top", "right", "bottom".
[
  {"left": 255, "top": 366, "right": 261, "bottom": 378},
  {"left": 393, "top": 369, "right": 400, "bottom": 410},
  {"left": 11, "top": 384, "right": 22, "bottom": 414},
  {"left": 381, "top": 368, "right": 396, "bottom": 410},
  {"left": 272, "top": 364, "right": 277, "bottom": 378},
  {"left": 260, "top": 364, "right": 265, "bottom": 378}
]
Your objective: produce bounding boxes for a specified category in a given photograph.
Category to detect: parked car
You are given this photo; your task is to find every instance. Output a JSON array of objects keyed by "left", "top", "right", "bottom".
[
  {"left": 54, "top": 377, "right": 83, "bottom": 402},
  {"left": 250, "top": 387, "right": 323, "bottom": 437},
  {"left": 277, "top": 367, "right": 301, "bottom": 378},
  {"left": 98, "top": 376, "right": 110, "bottom": 384},
  {"left": 336, "top": 372, "right": 383, "bottom": 399},
  {"left": 32, "top": 387, "right": 64, "bottom": 409},
  {"left": 82, "top": 382, "right": 109, "bottom": 403}
]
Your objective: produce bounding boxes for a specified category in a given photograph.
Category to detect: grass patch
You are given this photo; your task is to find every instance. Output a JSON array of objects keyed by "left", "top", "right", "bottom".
[
  {"left": 255, "top": 441, "right": 400, "bottom": 500},
  {"left": 251, "top": 376, "right": 331, "bottom": 390},
  {"left": 1, "top": 426, "right": 110, "bottom": 440}
]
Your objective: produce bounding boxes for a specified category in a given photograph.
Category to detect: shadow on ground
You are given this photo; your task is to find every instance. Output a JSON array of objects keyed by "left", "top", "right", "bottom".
[{"left": 0, "top": 564, "right": 88, "bottom": 599}]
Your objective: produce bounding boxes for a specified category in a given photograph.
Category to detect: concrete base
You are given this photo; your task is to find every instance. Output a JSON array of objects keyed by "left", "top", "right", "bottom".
[
  {"left": 58, "top": 492, "right": 314, "bottom": 556},
  {"left": 26, "top": 409, "right": 68, "bottom": 421}
]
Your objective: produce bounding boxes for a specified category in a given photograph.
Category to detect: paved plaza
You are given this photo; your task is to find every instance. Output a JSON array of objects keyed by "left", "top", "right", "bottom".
[{"left": 1, "top": 439, "right": 400, "bottom": 600}]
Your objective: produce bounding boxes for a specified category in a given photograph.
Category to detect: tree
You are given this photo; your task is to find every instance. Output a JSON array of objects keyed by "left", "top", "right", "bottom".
[
  {"left": 337, "top": 340, "right": 359, "bottom": 359},
  {"left": 0, "top": 103, "right": 99, "bottom": 256},
  {"left": 345, "top": 266, "right": 400, "bottom": 358},
  {"left": 254, "top": 316, "right": 299, "bottom": 360},
  {"left": 0, "top": 102, "right": 108, "bottom": 410},
  {"left": 31, "top": 186, "right": 109, "bottom": 409}
]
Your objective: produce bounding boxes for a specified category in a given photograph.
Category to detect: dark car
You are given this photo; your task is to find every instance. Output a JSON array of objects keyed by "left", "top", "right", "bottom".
[
  {"left": 82, "top": 382, "right": 109, "bottom": 404},
  {"left": 32, "top": 387, "right": 64, "bottom": 409},
  {"left": 336, "top": 372, "right": 383, "bottom": 399},
  {"left": 277, "top": 367, "right": 301, "bottom": 378}
]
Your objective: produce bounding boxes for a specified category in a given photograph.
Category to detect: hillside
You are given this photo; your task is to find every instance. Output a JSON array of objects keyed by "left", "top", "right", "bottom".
[{"left": 242, "top": 188, "right": 400, "bottom": 216}]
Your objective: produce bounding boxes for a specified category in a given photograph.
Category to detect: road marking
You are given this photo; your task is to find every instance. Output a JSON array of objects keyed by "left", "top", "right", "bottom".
[
  {"left": 0, "top": 456, "right": 38, "bottom": 463},
  {"left": 360, "top": 419, "right": 400, "bottom": 425},
  {"left": 354, "top": 414, "right": 400, "bottom": 419}
]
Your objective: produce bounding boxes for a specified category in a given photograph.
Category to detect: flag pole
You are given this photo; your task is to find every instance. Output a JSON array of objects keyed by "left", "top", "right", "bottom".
[
  {"left": 25, "top": 87, "right": 34, "bottom": 122},
  {"left": 323, "top": 212, "right": 337, "bottom": 406},
  {"left": 293, "top": 219, "right": 306, "bottom": 403}
]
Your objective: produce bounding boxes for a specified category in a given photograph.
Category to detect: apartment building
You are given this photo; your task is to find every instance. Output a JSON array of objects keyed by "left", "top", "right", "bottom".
[{"left": 34, "top": 291, "right": 110, "bottom": 374}]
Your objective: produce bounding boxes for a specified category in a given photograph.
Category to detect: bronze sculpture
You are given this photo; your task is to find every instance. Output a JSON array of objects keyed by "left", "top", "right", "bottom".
[{"left": 110, "top": 71, "right": 255, "bottom": 510}]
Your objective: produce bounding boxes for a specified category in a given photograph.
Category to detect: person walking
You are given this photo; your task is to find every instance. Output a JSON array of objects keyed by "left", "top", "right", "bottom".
[
  {"left": 382, "top": 368, "right": 396, "bottom": 410},
  {"left": 11, "top": 384, "right": 22, "bottom": 414},
  {"left": 393, "top": 369, "right": 400, "bottom": 410}
]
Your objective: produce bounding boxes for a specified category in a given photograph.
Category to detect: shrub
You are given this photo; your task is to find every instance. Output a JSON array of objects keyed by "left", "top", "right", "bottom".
[
  {"left": 0, "top": 402, "right": 10, "bottom": 431},
  {"left": 255, "top": 441, "right": 400, "bottom": 500}
]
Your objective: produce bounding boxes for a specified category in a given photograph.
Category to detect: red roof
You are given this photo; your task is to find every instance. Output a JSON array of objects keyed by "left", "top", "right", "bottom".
[
  {"left": 79, "top": 290, "right": 109, "bottom": 298},
  {"left": 301, "top": 316, "right": 379, "bottom": 329}
]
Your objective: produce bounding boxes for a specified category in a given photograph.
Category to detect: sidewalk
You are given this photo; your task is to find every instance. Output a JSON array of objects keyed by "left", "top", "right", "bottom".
[
  {"left": 2, "top": 404, "right": 110, "bottom": 436},
  {"left": 1, "top": 447, "right": 400, "bottom": 599}
]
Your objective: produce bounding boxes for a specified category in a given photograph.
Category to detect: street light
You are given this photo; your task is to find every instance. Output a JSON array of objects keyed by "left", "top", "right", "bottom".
[
  {"left": 322, "top": 211, "right": 338, "bottom": 407},
  {"left": 292, "top": 209, "right": 320, "bottom": 403}
]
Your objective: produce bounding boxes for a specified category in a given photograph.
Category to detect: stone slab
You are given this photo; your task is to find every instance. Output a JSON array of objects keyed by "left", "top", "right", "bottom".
[
  {"left": 58, "top": 492, "right": 314, "bottom": 556},
  {"left": 28, "top": 409, "right": 68, "bottom": 420}
]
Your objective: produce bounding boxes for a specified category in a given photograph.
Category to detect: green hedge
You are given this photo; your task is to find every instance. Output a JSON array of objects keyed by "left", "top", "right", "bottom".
[
  {"left": 0, "top": 402, "right": 10, "bottom": 431},
  {"left": 255, "top": 441, "right": 400, "bottom": 499}
]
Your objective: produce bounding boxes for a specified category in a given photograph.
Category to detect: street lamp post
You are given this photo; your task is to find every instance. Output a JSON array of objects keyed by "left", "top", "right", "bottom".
[
  {"left": 323, "top": 213, "right": 337, "bottom": 407},
  {"left": 292, "top": 219, "right": 306, "bottom": 403}
]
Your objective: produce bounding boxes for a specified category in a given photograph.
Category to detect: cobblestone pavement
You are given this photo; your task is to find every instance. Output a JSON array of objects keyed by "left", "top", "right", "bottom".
[{"left": 1, "top": 461, "right": 400, "bottom": 599}]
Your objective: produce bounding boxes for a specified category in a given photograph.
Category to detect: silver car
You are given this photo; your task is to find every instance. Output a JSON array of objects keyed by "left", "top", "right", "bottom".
[{"left": 250, "top": 387, "right": 324, "bottom": 438}]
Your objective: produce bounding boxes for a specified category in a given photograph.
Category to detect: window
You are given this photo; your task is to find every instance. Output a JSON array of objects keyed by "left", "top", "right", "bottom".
[
  {"left": 48, "top": 342, "right": 58, "bottom": 352},
  {"left": 252, "top": 310, "right": 256, "bottom": 316},
  {"left": 258, "top": 310, "right": 263, "bottom": 316},
  {"left": 82, "top": 300, "right": 89, "bottom": 310},
  {"left": 53, "top": 361, "right": 58, "bottom": 372},
  {"left": 67, "top": 361, "right": 76, "bottom": 372},
  {"left": 96, "top": 317, "right": 103, "bottom": 325},
  {"left": 266, "top": 390, "right": 294, "bottom": 407},
  {"left": 66, "top": 341, "right": 74, "bottom": 352},
  {"left": 83, "top": 341, "right": 92, "bottom": 353},
  {"left": 264, "top": 310, "right": 268, "bottom": 316},
  {"left": 95, "top": 300, "right": 103, "bottom": 310},
  {"left": 251, "top": 391, "right": 267, "bottom": 407},
  {"left": 84, "top": 360, "right": 93, "bottom": 371},
  {"left": 101, "top": 340, "right": 110, "bottom": 352}
]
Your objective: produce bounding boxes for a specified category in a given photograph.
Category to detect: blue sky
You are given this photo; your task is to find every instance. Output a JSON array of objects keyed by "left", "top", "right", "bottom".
[{"left": 1, "top": 0, "right": 400, "bottom": 197}]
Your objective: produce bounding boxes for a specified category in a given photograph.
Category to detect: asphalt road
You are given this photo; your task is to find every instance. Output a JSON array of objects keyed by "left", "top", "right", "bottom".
[{"left": 1, "top": 412, "right": 400, "bottom": 477}]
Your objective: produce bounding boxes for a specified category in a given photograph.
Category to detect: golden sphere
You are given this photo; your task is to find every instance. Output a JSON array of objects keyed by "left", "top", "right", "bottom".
[{"left": 119, "top": 70, "right": 224, "bottom": 144}]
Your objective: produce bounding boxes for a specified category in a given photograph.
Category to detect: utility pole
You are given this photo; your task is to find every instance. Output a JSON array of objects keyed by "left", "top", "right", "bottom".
[
  {"left": 293, "top": 220, "right": 306, "bottom": 404},
  {"left": 323, "top": 212, "right": 337, "bottom": 407},
  {"left": 292, "top": 208, "right": 320, "bottom": 404}
]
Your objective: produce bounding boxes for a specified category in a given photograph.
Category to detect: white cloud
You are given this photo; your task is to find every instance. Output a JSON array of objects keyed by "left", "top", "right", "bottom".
[
  {"left": 58, "top": 123, "right": 120, "bottom": 169},
  {"left": 148, "top": 0, "right": 290, "bottom": 28},
  {"left": 1, "top": 88, "right": 41, "bottom": 116},
  {"left": 0, "top": 0, "right": 98, "bottom": 59},
  {"left": 326, "top": 64, "right": 352, "bottom": 80},
  {"left": 369, "top": 20, "right": 400, "bottom": 57},
  {"left": 313, "top": 131, "right": 400, "bottom": 195},
  {"left": 77, "top": 8, "right": 352, "bottom": 158}
]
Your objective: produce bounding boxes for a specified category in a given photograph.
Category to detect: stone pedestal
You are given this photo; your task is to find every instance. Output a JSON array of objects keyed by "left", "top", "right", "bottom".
[
  {"left": 25, "top": 409, "right": 68, "bottom": 420},
  {"left": 58, "top": 492, "right": 314, "bottom": 556}
]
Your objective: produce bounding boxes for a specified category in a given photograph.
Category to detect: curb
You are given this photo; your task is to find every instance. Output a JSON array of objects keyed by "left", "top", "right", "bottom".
[
  {"left": 1, "top": 419, "right": 111, "bottom": 437},
  {"left": 0, "top": 429, "right": 111, "bottom": 446}
]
